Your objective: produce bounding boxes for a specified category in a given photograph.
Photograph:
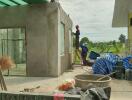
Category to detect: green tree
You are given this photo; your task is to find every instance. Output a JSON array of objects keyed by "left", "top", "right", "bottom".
[
  {"left": 119, "top": 34, "right": 126, "bottom": 43},
  {"left": 80, "top": 37, "right": 89, "bottom": 45},
  {"left": 112, "top": 40, "right": 119, "bottom": 53}
]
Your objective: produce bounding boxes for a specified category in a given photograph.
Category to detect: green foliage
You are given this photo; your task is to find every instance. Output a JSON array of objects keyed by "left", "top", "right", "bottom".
[
  {"left": 73, "top": 35, "right": 125, "bottom": 61},
  {"left": 87, "top": 41, "right": 123, "bottom": 54},
  {"left": 73, "top": 36, "right": 125, "bottom": 64},
  {"left": 119, "top": 34, "right": 126, "bottom": 43},
  {"left": 80, "top": 37, "right": 90, "bottom": 45}
]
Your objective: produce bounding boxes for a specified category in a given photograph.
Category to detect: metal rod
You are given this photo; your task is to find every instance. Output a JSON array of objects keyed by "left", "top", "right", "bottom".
[{"left": 7, "top": 29, "right": 10, "bottom": 76}]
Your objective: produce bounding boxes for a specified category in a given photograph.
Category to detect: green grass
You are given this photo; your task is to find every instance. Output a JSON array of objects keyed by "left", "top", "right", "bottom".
[{"left": 73, "top": 43, "right": 126, "bottom": 64}]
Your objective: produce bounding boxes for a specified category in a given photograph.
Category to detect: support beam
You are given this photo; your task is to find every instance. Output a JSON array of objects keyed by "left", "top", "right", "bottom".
[
  {"left": 9, "top": 0, "right": 21, "bottom": 5},
  {"left": 22, "top": 0, "right": 48, "bottom": 4},
  {"left": 0, "top": 1, "right": 10, "bottom": 6},
  {"left": 0, "top": 3, "right": 5, "bottom": 7}
]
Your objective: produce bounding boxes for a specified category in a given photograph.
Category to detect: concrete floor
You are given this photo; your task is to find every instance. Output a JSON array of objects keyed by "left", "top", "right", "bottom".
[
  {"left": 3, "top": 66, "right": 132, "bottom": 100},
  {"left": 110, "top": 79, "right": 132, "bottom": 100}
]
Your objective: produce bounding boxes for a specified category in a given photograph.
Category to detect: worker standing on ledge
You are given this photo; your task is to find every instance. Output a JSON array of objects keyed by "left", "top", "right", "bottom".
[
  {"left": 73, "top": 25, "right": 81, "bottom": 64},
  {"left": 75, "top": 25, "right": 80, "bottom": 50}
]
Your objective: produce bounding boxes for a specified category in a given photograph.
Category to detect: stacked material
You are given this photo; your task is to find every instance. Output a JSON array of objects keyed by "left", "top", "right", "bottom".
[
  {"left": 123, "top": 55, "right": 132, "bottom": 69},
  {"left": 92, "top": 58, "right": 114, "bottom": 75},
  {"left": 92, "top": 53, "right": 119, "bottom": 75},
  {"left": 122, "top": 56, "right": 132, "bottom": 80},
  {"left": 105, "top": 53, "right": 119, "bottom": 65},
  {"left": 92, "top": 53, "right": 132, "bottom": 81}
]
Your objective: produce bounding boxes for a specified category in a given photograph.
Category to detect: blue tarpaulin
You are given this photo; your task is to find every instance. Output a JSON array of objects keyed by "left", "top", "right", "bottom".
[
  {"left": 92, "top": 58, "right": 115, "bottom": 75},
  {"left": 92, "top": 53, "right": 119, "bottom": 75},
  {"left": 105, "top": 53, "right": 119, "bottom": 64},
  {"left": 123, "top": 55, "right": 132, "bottom": 69}
]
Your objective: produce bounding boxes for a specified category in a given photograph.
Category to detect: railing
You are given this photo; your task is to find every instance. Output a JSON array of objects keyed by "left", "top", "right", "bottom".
[{"left": 0, "top": 91, "right": 80, "bottom": 100}]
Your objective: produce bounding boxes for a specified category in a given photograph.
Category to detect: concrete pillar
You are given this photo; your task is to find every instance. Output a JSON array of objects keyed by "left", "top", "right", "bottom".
[{"left": 128, "top": 13, "right": 132, "bottom": 54}]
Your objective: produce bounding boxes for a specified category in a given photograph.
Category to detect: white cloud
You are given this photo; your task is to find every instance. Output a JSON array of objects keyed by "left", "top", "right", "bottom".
[{"left": 59, "top": 0, "right": 127, "bottom": 42}]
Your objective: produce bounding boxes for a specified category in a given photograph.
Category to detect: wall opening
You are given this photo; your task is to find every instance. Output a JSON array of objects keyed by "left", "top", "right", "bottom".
[
  {"left": 0, "top": 28, "right": 26, "bottom": 76},
  {"left": 60, "top": 22, "right": 65, "bottom": 55}
]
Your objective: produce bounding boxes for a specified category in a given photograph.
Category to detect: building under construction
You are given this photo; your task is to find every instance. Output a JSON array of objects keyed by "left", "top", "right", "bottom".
[{"left": 0, "top": 0, "right": 73, "bottom": 77}]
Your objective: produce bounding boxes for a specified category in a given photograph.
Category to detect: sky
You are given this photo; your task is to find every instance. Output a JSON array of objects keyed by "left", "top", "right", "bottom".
[{"left": 59, "top": 0, "right": 127, "bottom": 42}]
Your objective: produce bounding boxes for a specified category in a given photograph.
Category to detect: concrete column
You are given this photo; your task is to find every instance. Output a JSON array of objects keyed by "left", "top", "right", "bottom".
[{"left": 128, "top": 13, "right": 132, "bottom": 54}]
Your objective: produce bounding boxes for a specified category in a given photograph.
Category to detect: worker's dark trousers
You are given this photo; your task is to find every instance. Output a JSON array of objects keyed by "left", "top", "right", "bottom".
[
  {"left": 76, "top": 37, "right": 79, "bottom": 49},
  {"left": 81, "top": 54, "right": 87, "bottom": 65}
]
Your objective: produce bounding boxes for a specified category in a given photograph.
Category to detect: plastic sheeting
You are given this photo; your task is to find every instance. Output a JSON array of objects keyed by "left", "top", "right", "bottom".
[
  {"left": 92, "top": 53, "right": 120, "bottom": 75},
  {"left": 81, "top": 88, "right": 109, "bottom": 100},
  {"left": 105, "top": 53, "right": 119, "bottom": 64},
  {"left": 122, "top": 55, "right": 132, "bottom": 69},
  {"left": 92, "top": 58, "right": 115, "bottom": 75}
]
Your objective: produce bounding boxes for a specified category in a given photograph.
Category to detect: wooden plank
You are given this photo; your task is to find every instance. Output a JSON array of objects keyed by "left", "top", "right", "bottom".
[{"left": 0, "top": 70, "right": 7, "bottom": 91}]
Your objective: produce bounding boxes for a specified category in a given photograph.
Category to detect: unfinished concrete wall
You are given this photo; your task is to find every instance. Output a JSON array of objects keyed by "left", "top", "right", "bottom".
[
  {"left": 0, "top": 3, "right": 61, "bottom": 77},
  {"left": 128, "top": 3, "right": 132, "bottom": 49},
  {"left": 26, "top": 4, "right": 59, "bottom": 77},
  {"left": 113, "top": 0, "right": 132, "bottom": 54},
  {"left": 112, "top": 0, "right": 129, "bottom": 27},
  {"left": 58, "top": 5, "right": 73, "bottom": 74},
  {"left": 128, "top": 13, "right": 132, "bottom": 54},
  {"left": 0, "top": 2, "right": 73, "bottom": 77}
]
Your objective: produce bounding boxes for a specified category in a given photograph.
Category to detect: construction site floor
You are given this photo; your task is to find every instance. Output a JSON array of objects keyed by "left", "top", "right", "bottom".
[{"left": 3, "top": 65, "right": 132, "bottom": 100}]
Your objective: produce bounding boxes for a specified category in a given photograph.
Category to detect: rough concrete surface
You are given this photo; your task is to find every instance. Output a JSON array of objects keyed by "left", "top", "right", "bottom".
[
  {"left": 0, "top": 2, "right": 72, "bottom": 77},
  {"left": 3, "top": 66, "right": 132, "bottom": 100}
]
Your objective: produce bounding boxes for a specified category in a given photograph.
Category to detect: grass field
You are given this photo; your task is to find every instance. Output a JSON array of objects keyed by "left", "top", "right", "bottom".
[{"left": 73, "top": 43, "right": 127, "bottom": 64}]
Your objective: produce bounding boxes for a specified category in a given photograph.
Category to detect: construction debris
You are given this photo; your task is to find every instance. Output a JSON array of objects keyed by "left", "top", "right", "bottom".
[{"left": 20, "top": 86, "right": 40, "bottom": 92}]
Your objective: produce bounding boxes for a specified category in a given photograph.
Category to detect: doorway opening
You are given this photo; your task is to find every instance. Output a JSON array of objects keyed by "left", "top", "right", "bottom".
[{"left": 0, "top": 28, "right": 26, "bottom": 76}]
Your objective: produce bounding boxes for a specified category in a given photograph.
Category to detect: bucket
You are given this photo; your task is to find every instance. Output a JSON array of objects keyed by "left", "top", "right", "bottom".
[
  {"left": 74, "top": 74, "right": 111, "bottom": 88},
  {"left": 89, "top": 51, "right": 100, "bottom": 60}
]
